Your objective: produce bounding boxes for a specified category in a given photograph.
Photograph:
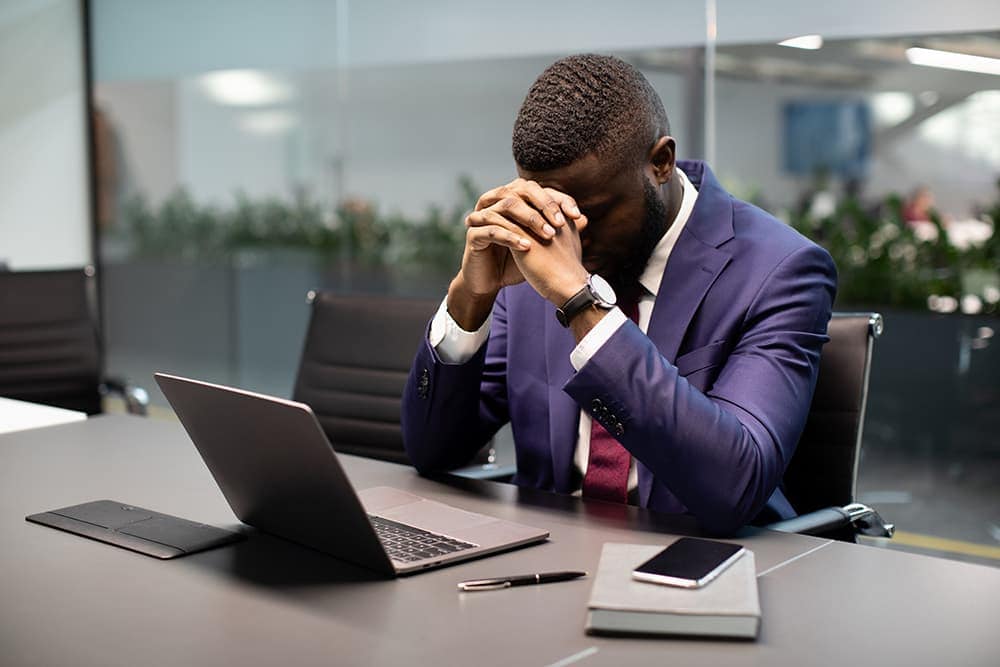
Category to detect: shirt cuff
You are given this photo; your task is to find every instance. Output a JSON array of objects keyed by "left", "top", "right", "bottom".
[
  {"left": 429, "top": 295, "right": 491, "bottom": 364},
  {"left": 569, "top": 307, "right": 628, "bottom": 371}
]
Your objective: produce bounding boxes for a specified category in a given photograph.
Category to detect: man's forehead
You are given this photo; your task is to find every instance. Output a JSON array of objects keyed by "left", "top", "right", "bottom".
[{"left": 517, "top": 153, "right": 632, "bottom": 205}]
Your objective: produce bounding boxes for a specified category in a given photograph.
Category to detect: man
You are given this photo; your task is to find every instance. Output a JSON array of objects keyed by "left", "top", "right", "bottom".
[{"left": 401, "top": 54, "right": 836, "bottom": 535}]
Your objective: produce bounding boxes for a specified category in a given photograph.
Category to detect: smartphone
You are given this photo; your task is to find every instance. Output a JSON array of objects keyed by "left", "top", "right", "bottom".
[{"left": 631, "top": 538, "right": 746, "bottom": 588}]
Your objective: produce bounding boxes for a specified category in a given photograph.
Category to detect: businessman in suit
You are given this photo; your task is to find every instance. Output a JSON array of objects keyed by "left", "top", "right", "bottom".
[{"left": 401, "top": 54, "right": 836, "bottom": 535}]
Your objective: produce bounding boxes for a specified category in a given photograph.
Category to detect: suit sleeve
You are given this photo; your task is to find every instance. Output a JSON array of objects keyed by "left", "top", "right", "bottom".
[
  {"left": 563, "top": 243, "right": 837, "bottom": 535},
  {"left": 401, "top": 290, "right": 511, "bottom": 472}
]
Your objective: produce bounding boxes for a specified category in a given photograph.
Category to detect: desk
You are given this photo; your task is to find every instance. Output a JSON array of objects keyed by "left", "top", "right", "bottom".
[
  {"left": 0, "top": 396, "right": 86, "bottom": 435},
  {"left": 1, "top": 416, "right": 997, "bottom": 666}
]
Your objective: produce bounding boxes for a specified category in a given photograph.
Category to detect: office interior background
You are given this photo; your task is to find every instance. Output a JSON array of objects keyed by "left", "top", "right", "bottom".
[{"left": 1, "top": 0, "right": 998, "bottom": 566}]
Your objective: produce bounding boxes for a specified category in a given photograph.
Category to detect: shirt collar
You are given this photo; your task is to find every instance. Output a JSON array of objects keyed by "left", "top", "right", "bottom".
[{"left": 638, "top": 166, "right": 699, "bottom": 297}]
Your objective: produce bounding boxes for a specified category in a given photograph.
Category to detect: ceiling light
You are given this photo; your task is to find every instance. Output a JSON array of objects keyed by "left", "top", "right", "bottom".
[
  {"left": 871, "top": 92, "right": 914, "bottom": 127},
  {"left": 778, "top": 35, "right": 823, "bottom": 50},
  {"left": 198, "top": 70, "right": 294, "bottom": 107},
  {"left": 906, "top": 47, "right": 1000, "bottom": 76}
]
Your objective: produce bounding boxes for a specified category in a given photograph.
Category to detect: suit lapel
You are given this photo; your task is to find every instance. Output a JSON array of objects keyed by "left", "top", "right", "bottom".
[
  {"left": 645, "top": 232, "right": 732, "bottom": 363},
  {"left": 645, "top": 161, "right": 735, "bottom": 365},
  {"left": 638, "top": 161, "right": 735, "bottom": 506}
]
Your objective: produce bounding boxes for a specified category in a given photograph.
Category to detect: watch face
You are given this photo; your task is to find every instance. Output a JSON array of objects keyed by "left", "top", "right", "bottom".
[{"left": 589, "top": 274, "right": 617, "bottom": 306}]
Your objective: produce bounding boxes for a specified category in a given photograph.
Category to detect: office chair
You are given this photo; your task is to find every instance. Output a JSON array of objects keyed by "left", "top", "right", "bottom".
[
  {"left": 293, "top": 290, "right": 502, "bottom": 471},
  {"left": 292, "top": 291, "right": 435, "bottom": 464},
  {"left": 0, "top": 267, "right": 148, "bottom": 416},
  {"left": 766, "top": 312, "right": 894, "bottom": 542}
]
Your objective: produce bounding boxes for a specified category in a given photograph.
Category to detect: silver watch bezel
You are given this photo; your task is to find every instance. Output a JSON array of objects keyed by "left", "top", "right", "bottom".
[{"left": 588, "top": 274, "right": 617, "bottom": 309}]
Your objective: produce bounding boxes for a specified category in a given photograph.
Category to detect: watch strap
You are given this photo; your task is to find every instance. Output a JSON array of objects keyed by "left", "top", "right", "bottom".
[{"left": 556, "top": 284, "right": 596, "bottom": 328}]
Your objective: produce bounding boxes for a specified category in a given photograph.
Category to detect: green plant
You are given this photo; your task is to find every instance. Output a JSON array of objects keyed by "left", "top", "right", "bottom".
[
  {"left": 383, "top": 175, "right": 478, "bottom": 274},
  {"left": 226, "top": 191, "right": 335, "bottom": 253},
  {"left": 113, "top": 176, "right": 476, "bottom": 274},
  {"left": 114, "top": 177, "right": 999, "bottom": 314},
  {"left": 120, "top": 190, "right": 229, "bottom": 260},
  {"left": 788, "top": 189, "right": 998, "bottom": 313}
]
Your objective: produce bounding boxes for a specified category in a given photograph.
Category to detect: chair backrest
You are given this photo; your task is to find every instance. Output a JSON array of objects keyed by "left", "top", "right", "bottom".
[
  {"left": 781, "top": 312, "right": 882, "bottom": 515},
  {"left": 0, "top": 268, "right": 103, "bottom": 414},
  {"left": 292, "top": 291, "right": 438, "bottom": 464}
]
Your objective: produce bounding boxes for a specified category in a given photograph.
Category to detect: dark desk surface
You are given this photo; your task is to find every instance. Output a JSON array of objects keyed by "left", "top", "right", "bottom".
[{"left": 2, "top": 416, "right": 998, "bottom": 666}]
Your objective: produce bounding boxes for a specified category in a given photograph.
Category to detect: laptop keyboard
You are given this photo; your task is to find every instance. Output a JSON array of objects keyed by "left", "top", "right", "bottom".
[{"left": 369, "top": 515, "right": 477, "bottom": 563}]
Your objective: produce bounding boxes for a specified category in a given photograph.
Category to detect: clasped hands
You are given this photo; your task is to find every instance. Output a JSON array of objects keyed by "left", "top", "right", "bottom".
[{"left": 449, "top": 178, "right": 590, "bottom": 330}]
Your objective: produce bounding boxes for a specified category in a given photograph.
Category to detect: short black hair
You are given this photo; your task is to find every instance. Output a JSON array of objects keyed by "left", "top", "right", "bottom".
[{"left": 512, "top": 54, "right": 669, "bottom": 172}]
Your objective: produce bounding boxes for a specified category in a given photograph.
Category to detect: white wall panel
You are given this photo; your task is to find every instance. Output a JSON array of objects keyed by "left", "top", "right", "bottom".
[{"left": 0, "top": 0, "right": 89, "bottom": 269}]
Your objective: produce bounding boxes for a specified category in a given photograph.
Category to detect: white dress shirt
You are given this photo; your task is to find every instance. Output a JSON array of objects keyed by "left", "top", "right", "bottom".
[{"left": 430, "top": 168, "right": 700, "bottom": 496}]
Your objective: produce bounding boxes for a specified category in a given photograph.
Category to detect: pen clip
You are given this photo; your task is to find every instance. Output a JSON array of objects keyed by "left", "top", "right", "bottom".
[{"left": 457, "top": 580, "right": 512, "bottom": 592}]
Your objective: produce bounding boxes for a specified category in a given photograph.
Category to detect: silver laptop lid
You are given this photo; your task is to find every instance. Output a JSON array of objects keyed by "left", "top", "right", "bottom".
[{"left": 154, "top": 372, "right": 396, "bottom": 575}]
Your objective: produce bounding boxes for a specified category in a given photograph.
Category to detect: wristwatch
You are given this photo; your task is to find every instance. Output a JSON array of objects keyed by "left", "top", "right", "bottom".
[{"left": 555, "top": 274, "right": 617, "bottom": 327}]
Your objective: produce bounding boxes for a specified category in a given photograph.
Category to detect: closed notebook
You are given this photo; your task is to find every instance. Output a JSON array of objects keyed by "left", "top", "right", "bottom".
[{"left": 586, "top": 542, "right": 760, "bottom": 639}]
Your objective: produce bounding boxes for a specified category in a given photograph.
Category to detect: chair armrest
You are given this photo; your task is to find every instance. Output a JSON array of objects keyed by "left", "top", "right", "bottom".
[
  {"left": 100, "top": 376, "right": 150, "bottom": 416},
  {"left": 766, "top": 507, "right": 853, "bottom": 536},
  {"left": 767, "top": 503, "right": 894, "bottom": 539}
]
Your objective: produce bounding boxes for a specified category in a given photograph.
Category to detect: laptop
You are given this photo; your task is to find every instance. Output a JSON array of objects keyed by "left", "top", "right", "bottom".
[{"left": 154, "top": 373, "right": 548, "bottom": 576}]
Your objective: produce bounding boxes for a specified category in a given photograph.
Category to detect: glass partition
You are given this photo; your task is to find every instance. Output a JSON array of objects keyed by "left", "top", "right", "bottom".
[
  {"left": 89, "top": 1, "right": 999, "bottom": 566},
  {"left": 90, "top": 1, "right": 705, "bottom": 400},
  {"left": 0, "top": 0, "right": 90, "bottom": 270},
  {"left": 701, "top": 26, "right": 1000, "bottom": 564}
]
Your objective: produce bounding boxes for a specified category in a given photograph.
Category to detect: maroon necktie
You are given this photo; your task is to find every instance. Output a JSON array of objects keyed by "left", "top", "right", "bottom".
[{"left": 582, "top": 297, "right": 639, "bottom": 503}]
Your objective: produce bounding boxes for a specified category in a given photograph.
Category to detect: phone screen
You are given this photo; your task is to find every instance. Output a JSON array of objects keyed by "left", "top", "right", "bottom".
[{"left": 632, "top": 538, "right": 745, "bottom": 587}]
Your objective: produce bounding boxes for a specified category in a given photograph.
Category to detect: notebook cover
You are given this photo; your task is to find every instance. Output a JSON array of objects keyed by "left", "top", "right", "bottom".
[{"left": 586, "top": 542, "right": 760, "bottom": 639}]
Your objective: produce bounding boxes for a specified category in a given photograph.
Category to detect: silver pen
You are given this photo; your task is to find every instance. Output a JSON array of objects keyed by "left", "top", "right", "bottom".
[{"left": 458, "top": 570, "right": 587, "bottom": 592}]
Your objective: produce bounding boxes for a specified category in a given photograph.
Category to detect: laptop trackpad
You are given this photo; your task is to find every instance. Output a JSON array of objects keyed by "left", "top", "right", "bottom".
[
  {"left": 381, "top": 500, "right": 495, "bottom": 536},
  {"left": 359, "top": 488, "right": 495, "bottom": 536}
]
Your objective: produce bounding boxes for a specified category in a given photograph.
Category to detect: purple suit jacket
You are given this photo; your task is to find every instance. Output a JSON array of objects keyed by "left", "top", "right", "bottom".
[{"left": 402, "top": 161, "right": 836, "bottom": 535}]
